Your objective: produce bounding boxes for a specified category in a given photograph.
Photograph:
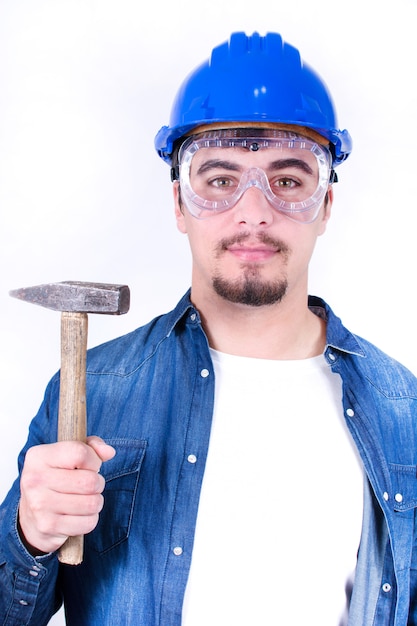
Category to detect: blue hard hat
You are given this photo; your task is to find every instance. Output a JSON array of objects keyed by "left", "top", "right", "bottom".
[{"left": 154, "top": 31, "right": 352, "bottom": 167}]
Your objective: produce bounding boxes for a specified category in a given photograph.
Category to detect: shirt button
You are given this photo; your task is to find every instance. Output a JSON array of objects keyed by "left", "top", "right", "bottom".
[
  {"left": 29, "top": 569, "right": 39, "bottom": 577},
  {"left": 173, "top": 546, "right": 183, "bottom": 556},
  {"left": 19, "top": 599, "right": 29, "bottom": 606},
  {"left": 190, "top": 313, "right": 197, "bottom": 322},
  {"left": 187, "top": 454, "right": 197, "bottom": 464},
  {"left": 395, "top": 493, "right": 403, "bottom": 503},
  {"left": 328, "top": 352, "right": 336, "bottom": 361},
  {"left": 346, "top": 408, "right": 355, "bottom": 417},
  {"left": 382, "top": 583, "right": 391, "bottom": 593},
  {"left": 383, "top": 492, "right": 389, "bottom": 501},
  {"left": 200, "top": 368, "right": 209, "bottom": 378}
]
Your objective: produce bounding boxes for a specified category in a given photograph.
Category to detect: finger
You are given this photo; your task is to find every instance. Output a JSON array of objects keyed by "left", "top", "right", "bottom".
[
  {"left": 50, "top": 468, "right": 105, "bottom": 496},
  {"left": 39, "top": 491, "right": 105, "bottom": 518},
  {"left": 18, "top": 488, "right": 105, "bottom": 554},
  {"left": 21, "top": 463, "right": 105, "bottom": 495},
  {"left": 56, "top": 512, "right": 102, "bottom": 538},
  {"left": 25, "top": 441, "right": 104, "bottom": 472},
  {"left": 21, "top": 506, "right": 103, "bottom": 548}
]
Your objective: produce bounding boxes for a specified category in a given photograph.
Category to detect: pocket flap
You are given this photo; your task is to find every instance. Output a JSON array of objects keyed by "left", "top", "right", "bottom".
[
  {"left": 389, "top": 464, "right": 417, "bottom": 511},
  {"left": 100, "top": 438, "right": 147, "bottom": 482}
]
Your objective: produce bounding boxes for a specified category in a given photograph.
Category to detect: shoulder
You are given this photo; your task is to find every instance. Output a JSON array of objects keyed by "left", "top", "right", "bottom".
[
  {"left": 85, "top": 291, "right": 195, "bottom": 376},
  {"left": 309, "top": 295, "right": 417, "bottom": 396},
  {"left": 346, "top": 333, "right": 417, "bottom": 397}
]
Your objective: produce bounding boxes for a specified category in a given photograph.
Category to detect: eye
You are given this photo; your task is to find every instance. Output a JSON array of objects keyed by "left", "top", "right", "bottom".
[
  {"left": 278, "top": 177, "right": 299, "bottom": 188},
  {"left": 271, "top": 176, "right": 301, "bottom": 191},
  {"left": 209, "top": 176, "right": 236, "bottom": 190}
]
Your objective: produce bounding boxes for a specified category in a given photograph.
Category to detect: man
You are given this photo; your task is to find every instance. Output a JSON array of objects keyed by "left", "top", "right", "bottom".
[{"left": 1, "top": 31, "right": 416, "bottom": 626}]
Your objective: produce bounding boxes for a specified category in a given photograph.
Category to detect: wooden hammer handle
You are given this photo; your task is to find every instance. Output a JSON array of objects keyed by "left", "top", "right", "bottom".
[{"left": 57, "top": 311, "right": 88, "bottom": 565}]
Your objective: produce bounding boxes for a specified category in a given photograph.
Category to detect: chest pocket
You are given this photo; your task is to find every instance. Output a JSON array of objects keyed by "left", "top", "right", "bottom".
[
  {"left": 85, "top": 439, "right": 147, "bottom": 555},
  {"left": 389, "top": 464, "right": 417, "bottom": 515}
]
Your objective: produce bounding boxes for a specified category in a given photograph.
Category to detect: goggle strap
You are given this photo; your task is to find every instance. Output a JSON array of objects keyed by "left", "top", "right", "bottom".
[{"left": 171, "top": 166, "right": 180, "bottom": 182}]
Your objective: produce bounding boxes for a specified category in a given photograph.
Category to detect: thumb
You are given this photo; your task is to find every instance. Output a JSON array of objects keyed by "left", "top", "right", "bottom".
[{"left": 86, "top": 436, "right": 116, "bottom": 462}]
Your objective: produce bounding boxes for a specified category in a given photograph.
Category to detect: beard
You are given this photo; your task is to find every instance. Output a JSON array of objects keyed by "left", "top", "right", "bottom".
[
  {"left": 213, "top": 272, "right": 288, "bottom": 306},
  {"left": 212, "top": 232, "right": 290, "bottom": 307}
]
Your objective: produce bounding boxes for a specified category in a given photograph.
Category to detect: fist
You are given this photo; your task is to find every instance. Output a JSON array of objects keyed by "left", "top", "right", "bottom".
[{"left": 18, "top": 436, "right": 116, "bottom": 555}]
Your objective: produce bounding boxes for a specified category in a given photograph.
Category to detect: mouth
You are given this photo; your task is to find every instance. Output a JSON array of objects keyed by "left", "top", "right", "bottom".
[
  {"left": 218, "top": 233, "right": 287, "bottom": 262},
  {"left": 227, "top": 244, "right": 279, "bottom": 262}
]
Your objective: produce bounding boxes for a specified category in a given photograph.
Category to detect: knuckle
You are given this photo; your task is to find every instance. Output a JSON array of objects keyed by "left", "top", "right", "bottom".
[
  {"left": 70, "top": 441, "right": 102, "bottom": 472},
  {"left": 21, "top": 459, "right": 46, "bottom": 490},
  {"left": 20, "top": 470, "right": 39, "bottom": 491},
  {"left": 69, "top": 441, "right": 91, "bottom": 467}
]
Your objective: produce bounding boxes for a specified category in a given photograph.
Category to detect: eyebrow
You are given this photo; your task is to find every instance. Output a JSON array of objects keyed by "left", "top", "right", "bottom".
[
  {"left": 196, "top": 159, "right": 241, "bottom": 175},
  {"left": 269, "top": 158, "right": 314, "bottom": 175},
  {"left": 195, "top": 158, "right": 314, "bottom": 176}
]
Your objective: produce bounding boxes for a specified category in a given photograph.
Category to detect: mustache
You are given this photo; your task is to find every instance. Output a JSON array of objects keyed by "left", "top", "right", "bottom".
[{"left": 216, "top": 231, "right": 290, "bottom": 253}]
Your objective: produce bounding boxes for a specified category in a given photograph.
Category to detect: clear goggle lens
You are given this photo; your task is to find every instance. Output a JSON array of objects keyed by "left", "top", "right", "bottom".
[{"left": 177, "top": 130, "right": 332, "bottom": 223}]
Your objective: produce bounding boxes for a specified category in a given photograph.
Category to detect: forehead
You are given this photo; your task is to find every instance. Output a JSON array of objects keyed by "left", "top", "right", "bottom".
[
  {"left": 180, "top": 129, "right": 327, "bottom": 170},
  {"left": 190, "top": 145, "right": 320, "bottom": 171}
]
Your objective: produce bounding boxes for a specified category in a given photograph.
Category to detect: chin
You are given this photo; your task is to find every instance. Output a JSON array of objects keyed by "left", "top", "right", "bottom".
[{"left": 212, "top": 276, "right": 288, "bottom": 307}]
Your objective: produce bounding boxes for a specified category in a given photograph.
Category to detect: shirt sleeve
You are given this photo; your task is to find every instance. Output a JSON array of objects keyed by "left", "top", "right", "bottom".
[
  {"left": 0, "top": 483, "right": 61, "bottom": 624},
  {"left": 0, "top": 376, "right": 62, "bottom": 624}
]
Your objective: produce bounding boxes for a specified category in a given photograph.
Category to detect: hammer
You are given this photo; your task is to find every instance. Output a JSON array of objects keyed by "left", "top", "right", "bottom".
[{"left": 9, "top": 281, "right": 130, "bottom": 565}]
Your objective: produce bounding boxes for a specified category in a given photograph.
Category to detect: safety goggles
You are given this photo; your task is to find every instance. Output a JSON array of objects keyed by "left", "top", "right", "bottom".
[{"left": 176, "top": 130, "right": 333, "bottom": 222}]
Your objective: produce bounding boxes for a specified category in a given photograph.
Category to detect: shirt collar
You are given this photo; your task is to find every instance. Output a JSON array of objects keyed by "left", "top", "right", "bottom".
[
  {"left": 308, "top": 295, "right": 366, "bottom": 358},
  {"left": 164, "top": 290, "right": 366, "bottom": 359}
]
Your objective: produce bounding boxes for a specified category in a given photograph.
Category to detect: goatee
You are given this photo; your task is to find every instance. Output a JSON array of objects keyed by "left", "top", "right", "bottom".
[
  {"left": 213, "top": 273, "right": 288, "bottom": 306},
  {"left": 212, "top": 232, "right": 290, "bottom": 307}
]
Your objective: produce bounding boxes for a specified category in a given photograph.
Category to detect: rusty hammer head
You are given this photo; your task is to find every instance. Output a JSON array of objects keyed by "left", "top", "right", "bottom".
[{"left": 9, "top": 281, "right": 130, "bottom": 314}]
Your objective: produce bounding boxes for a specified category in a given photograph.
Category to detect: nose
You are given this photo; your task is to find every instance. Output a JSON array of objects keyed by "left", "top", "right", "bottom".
[{"left": 233, "top": 184, "right": 275, "bottom": 227}]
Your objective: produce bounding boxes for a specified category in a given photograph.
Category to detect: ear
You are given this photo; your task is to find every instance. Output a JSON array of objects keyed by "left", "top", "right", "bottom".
[
  {"left": 317, "top": 186, "right": 333, "bottom": 236},
  {"left": 173, "top": 182, "right": 187, "bottom": 234}
]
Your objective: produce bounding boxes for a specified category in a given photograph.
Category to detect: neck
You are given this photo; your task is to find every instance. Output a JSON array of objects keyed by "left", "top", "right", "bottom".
[{"left": 191, "top": 289, "right": 327, "bottom": 360}]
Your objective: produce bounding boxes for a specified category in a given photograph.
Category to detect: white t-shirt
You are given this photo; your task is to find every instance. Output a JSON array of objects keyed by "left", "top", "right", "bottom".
[{"left": 182, "top": 349, "right": 363, "bottom": 625}]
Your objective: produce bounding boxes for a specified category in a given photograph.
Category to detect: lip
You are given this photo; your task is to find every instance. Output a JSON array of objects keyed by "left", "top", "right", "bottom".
[{"left": 226, "top": 244, "right": 279, "bottom": 262}]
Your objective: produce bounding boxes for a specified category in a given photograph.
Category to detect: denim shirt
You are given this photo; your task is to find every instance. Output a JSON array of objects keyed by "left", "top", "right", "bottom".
[{"left": 1, "top": 291, "right": 417, "bottom": 626}]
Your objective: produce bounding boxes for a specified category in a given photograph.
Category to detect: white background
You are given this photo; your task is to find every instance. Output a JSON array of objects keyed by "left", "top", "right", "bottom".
[{"left": 1, "top": 1, "right": 416, "bottom": 623}]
